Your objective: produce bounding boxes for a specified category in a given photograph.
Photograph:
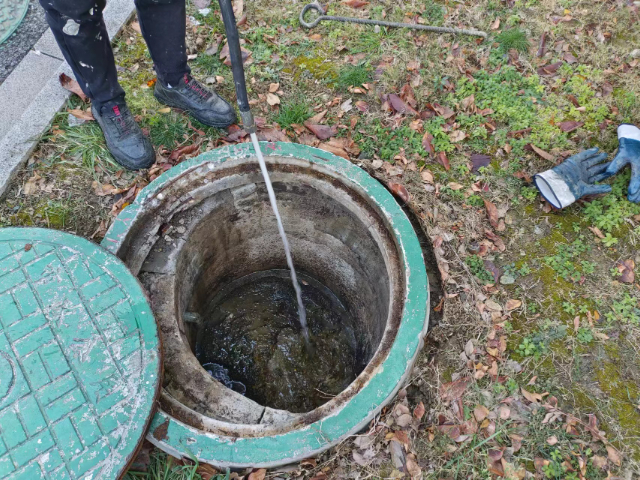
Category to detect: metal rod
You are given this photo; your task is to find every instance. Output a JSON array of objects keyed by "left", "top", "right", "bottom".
[{"left": 300, "top": 2, "right": 487, "bottom": 38}]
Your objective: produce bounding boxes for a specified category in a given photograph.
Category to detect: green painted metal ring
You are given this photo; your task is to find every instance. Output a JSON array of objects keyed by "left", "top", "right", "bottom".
[{"left": 102, "top": 142, "right": 429, "bottom": 468}]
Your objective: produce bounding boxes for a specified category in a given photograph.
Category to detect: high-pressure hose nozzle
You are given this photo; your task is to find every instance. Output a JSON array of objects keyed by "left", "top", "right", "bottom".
[{"left": 218, "top": 0, "right": 256, "bottom": 133}]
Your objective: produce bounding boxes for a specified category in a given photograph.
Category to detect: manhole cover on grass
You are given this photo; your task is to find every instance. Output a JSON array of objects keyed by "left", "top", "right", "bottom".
[
  {"left": 0, "top": 228, "right": 161, "bottom": 479},
  {"left": 0, "top": 0, "right": 29, "bottom": 45}
]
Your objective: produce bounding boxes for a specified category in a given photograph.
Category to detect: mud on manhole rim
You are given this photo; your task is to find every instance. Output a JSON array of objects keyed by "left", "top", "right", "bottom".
[{"left": 102, "top": 142, "right": 429, "bottom": 469}]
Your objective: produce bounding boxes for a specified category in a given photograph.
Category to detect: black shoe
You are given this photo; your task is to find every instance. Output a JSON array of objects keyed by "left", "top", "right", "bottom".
[
  {"left": 154, "top": 74, "right": 237, "bottom": 128},
  {"left": 92, "top": 100, "right": 155, "bottom": 170}
]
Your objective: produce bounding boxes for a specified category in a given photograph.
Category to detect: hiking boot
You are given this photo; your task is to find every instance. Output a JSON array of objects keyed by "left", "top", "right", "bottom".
[
  {"left": 154, "top": 74, "right": 237, "bottom": 128},
  {"left": 92, "top": 100, "right": 155, "bottom": 170}
]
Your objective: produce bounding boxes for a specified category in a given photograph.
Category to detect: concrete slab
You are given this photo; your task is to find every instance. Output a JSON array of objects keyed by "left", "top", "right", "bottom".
[
  {"left": 0, "top": 62, "right": 72, "bottom": 197},
  {"left": 0, "top": 3, "right": 136, "bottom": 198},
  {"left": 32, "top": 28, "right": 62, "bottom": 59},
  {"left": 0, "top": 50, "right": 62, "bottom": 139}
]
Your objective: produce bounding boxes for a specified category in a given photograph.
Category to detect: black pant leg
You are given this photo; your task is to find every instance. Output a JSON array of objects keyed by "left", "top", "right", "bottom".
[
  {"left": 134, "top": 0, "right": 190, "bottom": 87},
  {"left": 39, "top": 0, "right": 124, "bottom": 106}
]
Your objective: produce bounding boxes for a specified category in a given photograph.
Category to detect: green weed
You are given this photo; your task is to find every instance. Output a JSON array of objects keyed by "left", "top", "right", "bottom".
[
  {"left": 335, "top": 63, "right": 372, "bottom": 91},
  {"left": 274, "top": 101, "right": 312, "bottom": 129},
  {"left": 495, "top": 28, "right": 529, "bottom": 53},
  {"left": 605, "top": 293, "right": 640, "bottom": 324},
  {"left": 543, "top": 237, "right": 593, "bottom": 282},
  {"left": 465, "top": 254, "right": 495, "bottom": 284}
]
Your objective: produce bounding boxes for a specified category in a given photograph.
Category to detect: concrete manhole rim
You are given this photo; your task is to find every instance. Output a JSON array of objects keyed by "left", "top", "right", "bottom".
[
  {"left": 0, "top": 227, "right": 161, "bottom": 479},
  {"left": 102, "top": 142, "right": 429, "bottom": 468},
  {"left": 0, "top": 0, "right": 30, "bottom": 45}
]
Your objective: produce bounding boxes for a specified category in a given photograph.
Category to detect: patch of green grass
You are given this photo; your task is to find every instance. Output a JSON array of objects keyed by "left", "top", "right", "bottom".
[
  {"left": 53, "top": 120, "right": 119, "bottom": 173},
  {"left": 274, "top": 101, "right": 313, "bottom": 129},
  {"left": 193, "top": 53, "right": 223, "bottom": 76},
  {"left": 421, "top": 0, "right": 445, "bottom": 25},
  {"left": 354, "top": 117, "right": 453, "bottom": 162},
  {"left": 125, "top": 451, "right": 229, "bottom": 480},
  {"left": 335, "top": 63, "right": 372, "bottom": 91},
  {"left": 495, "top": 28, "right": 529, "bottom": 53},
  {"left": 147, "top": 111, "right": 190, "bottom": 148}
]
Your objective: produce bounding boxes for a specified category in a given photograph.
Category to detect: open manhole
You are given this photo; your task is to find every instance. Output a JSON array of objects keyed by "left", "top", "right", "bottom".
[{"left": 103, "top": 142, "right": 430, "bottom": 468}]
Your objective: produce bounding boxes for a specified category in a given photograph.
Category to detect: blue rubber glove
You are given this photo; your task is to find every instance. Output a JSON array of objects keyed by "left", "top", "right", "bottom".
[
  {"left": 604, "top": 124, "right": 640, "bottom": 203},
  {"left": 533, "top": 148, "right": 612, "bottom": 209}
]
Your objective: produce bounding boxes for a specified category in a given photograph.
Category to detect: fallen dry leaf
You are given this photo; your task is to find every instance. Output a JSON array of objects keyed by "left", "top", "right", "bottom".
[
  {"left": 606, "top": 445, "right": 621, "bottom": 466},
  {"left": 484, "top": 199, "right": 500, "bottom": 229},
  {"left": 304, "top": 122, "right": 337, "bottom": 140},
  {"left": 413, "top": 401, "right": 425, "bottom": 420},
  {"left": 196, "top": 464, "right": 219, "bottom": 480},
  {"left": 521, "top": 387, "right": 543, "bottom": 403},
  {"left": 436, "top": 151, "right": 450, "bottom": 170},
  {"left": 232, "top": 0, "right": 243, "bottom": 18},
  {"left": 505, "top": 299, "right": 522, "bottom": 312},
  {"left": 530, "top": 144, "right": 555, "bottom": 161},
  {"left": 169, "top": 142, "right": 199, "bottom": 161},
  {"left": 388, "top": 94, "right": 417, "bottom": 115},
  {"left": 67, "top": 108, "right": 94, "bottom": 121},
  {"left": 449, "top": 130, "right": 467, "bottom": 143},
  {"left": 421, "top": 169, "right": 434, "bottom": 183},
  {"left": 617, "top": 259, "right": 635, "bottom": 284},
  {"left": 440, "top": 377, "right": 471, "bottom": 402},
  {"left": 470, "top": 153, "right": 491, "bottom": 173},
  {"left": 557, "top": 121, "right": 584, "bottom": 133},
  {"left": 498, "top": 406, "right": 510, "bottom": 420},
  {"left": 59, "top": 73, "right": 87, "bottom": 101},
  {"left": 343, "top": 0, "right": 368, "bottom": 7},
  {"left": 422, "top": 132, "right": 435, "bottom": 155},
  {"left": 266, "top": 93, "right": 280, "bottom": 106},
  {"left": 388, "top": 182, "right": 410, "bottom": 203},
  {"left": 474, "top": 405, "right": 490, "bottom": 422},
  {"left": 546, "top": 435, "right": 558, "bottom": 445},
  {"left": 247, "top": 469, "right": 266, "bottom": 480},
  {"left": 396, "top": 414, "right": 413, "bottom": 427},
  {"left": 130, "top": 21, "right": 142, "bottom": 34},
  {"left": 269, "top": 82, "right": 280, "bottom": 93},
  {"left": 23, "top": 174, "right": 41, "bottom": 195}
]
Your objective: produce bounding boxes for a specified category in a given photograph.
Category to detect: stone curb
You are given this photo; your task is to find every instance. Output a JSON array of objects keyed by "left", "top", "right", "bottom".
[{"left": 0, "top": 0, "right": 136, "bottom": 198}]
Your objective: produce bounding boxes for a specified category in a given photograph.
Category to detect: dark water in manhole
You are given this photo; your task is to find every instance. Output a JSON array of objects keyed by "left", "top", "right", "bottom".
[{"left": 194, "top": 270, "right": 362, "bottom": 413}]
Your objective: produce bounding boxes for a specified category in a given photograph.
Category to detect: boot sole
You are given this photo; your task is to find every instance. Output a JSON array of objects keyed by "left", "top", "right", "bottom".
[{"left": 154, "top": 91, "right": 237, "bottom": 129}]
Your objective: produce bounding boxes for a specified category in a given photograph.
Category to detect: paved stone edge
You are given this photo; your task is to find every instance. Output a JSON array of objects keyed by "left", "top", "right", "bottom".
[
  {"left": 0, "top": 0, "right": 136, "bottom": 198},
  {"left": 103, "top": 142, "right": 430, "bottom": 468}
]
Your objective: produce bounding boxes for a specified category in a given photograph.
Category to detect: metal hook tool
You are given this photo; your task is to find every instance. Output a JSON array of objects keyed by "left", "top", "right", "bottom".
[{"left": 300, "top": 2, "right": 487, "bottom": 38}]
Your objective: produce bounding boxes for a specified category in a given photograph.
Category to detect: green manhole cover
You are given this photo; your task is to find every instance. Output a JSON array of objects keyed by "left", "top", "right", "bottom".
[
  {"left": 0, "top": 228, "right": 161, "bottom": 480},
  {"left": 0, "top": 0, "right": 29, "bottom": 45}
]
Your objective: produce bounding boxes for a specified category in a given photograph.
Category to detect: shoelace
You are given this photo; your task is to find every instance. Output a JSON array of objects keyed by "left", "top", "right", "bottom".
[
  {"left": 109, "top": 105, "right": 137, "bottom": 139},
  {"left": 182, "top": 74, "right": 213, "bottom": 102}
]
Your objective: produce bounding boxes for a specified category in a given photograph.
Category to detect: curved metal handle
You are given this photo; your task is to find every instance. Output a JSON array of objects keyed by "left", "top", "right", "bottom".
[{"left": 299, "top": 2, "right": 324, "bottom": 28}]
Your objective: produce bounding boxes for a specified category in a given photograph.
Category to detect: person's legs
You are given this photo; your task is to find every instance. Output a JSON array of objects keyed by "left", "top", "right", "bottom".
[
  {"left": 40, "top": 0, "right": 124, "bottom": 106},
  {"left": 39, "top": 0, "right": 155, "bottom": 169},
  {"left": 134, "top": 0, "right": 189, "bottom": 87},
  {"left": 135, "top": 0, "right": 236, "bottom": 127}
]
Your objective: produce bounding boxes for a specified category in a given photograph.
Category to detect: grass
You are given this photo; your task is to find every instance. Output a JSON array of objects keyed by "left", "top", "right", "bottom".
[
  {"left": 124, "top": 451, "right": 229, "bottom": 480},
  {"left": 495, "top": 28, "right": 529, "bottom": 53},
  {"left": 274, "top": 101, "right": 312, "bottom": 129},
  {"left": 335, "top": 63, "right": 372, "bottom": 91}
]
